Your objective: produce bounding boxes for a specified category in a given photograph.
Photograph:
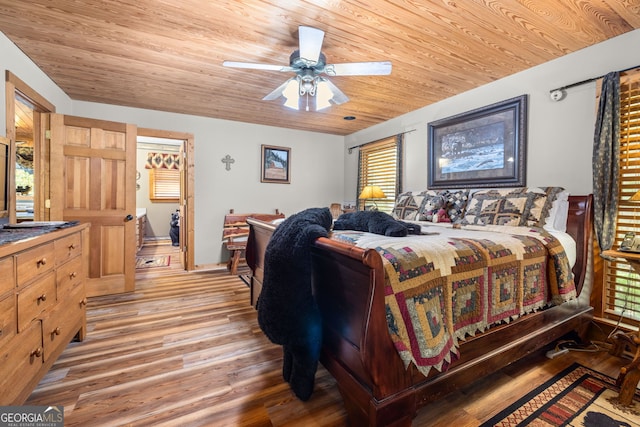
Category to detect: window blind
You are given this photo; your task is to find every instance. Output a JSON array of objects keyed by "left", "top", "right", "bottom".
[
  {"left": 149, "top": 168, "right": 180, "bottom": 202},
  {"left": 357, "top": 136, "right": 401, "bottom": 213},
  {"left": 606, "top": 71, "right": 640, "bottom": 324}
]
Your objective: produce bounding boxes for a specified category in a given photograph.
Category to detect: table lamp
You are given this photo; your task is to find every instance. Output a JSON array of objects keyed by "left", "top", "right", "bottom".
[{"left": 358, "top": 185, "right": 386, "bottom": 210}]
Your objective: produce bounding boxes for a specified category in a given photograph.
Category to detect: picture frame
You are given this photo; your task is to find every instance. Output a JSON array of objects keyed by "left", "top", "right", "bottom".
[
  {"left": 427, "top": 95, "right": 528, "bottom": 189},
  {"left": 261, "top": 144, "right": 290, "bottom": 184}
]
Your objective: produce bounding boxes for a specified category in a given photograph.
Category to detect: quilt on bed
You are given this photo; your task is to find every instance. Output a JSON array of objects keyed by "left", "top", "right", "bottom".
[{"left": 331, "top": 224, "right": 576, "bottom": 376}]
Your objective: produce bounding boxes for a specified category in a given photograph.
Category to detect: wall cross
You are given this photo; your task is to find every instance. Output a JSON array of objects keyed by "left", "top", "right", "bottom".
[{"left": 221, "top": 154, "right": 235, "bottom": 171}]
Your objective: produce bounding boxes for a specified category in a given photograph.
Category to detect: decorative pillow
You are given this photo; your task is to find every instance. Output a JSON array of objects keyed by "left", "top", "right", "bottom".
[
  {"left": 460, "top": 188, "right": 531, "bottom": 226},
  {"left": 522, "top": 187, "right": 566, "bottom": 228},
  {"left": 392, "top": 191, "right": 425, "bottom": 220},
  {"left": 459, "top": 187, "right": 566, "bottom": 227},
  {"left": 417, "top": 193, "right": 447, "bottom": 221},
  {"left": 441, "top": 189, "right": 470, "bottom": 223}
]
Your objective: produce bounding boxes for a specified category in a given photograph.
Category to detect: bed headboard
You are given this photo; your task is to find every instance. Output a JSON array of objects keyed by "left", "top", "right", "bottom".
[{"left": 566, "top": 194, "right": 594, "bottom": 295}]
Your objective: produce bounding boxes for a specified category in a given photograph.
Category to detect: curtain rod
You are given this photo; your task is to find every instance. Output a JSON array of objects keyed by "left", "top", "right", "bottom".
[
  {"left": 348, "top": 128, "right": 416, "bottom": 154},
  {"left": 549, "top": 64, "right": 640, "bottom": 94}
]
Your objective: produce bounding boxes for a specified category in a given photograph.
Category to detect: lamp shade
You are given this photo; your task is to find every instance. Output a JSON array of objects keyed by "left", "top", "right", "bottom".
[
  {"left": 359, "top": 185, "right": 386, "bottom": 200},
  {"left": 630, "top": 189, "right": 640, "bottom": 202}
]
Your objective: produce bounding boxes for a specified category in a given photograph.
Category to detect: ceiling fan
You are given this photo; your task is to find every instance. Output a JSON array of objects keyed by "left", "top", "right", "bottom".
[{"left": 223, "top": 26, "right": 392, "bottom": 111}]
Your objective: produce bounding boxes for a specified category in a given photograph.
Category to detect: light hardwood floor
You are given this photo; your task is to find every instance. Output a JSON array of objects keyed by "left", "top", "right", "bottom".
[{"left": 25, "top": 243, "right": 634, "bottom": 426}]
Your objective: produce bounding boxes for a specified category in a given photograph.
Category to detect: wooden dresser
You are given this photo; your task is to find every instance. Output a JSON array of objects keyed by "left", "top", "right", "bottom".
[{"left": 0, "top": 223, "right": 89, "bottom": 404}]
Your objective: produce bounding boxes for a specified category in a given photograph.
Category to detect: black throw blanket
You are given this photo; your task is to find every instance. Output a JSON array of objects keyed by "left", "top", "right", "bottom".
[{"left": 257, "top": 207, "right": 333, "bottom": 401}]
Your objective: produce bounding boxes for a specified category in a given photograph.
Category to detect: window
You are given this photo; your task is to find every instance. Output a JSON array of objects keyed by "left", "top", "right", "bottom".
[
  {"left": 357, "top": 135, "right": 402, "bottom": 213},
  {"left": 149, "top": 168, "right": 180, "bottom": 202},
  {"left": 606, "top": 70, "right": 640, "bottom": 324}
]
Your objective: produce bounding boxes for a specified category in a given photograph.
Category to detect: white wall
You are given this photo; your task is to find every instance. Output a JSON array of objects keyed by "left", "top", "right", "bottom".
[{"left": 345, "top": 29, "right": 640, "bottom": 198}]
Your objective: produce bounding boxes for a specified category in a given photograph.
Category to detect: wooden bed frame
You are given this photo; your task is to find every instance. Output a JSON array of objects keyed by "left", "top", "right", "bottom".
[{"left": 246, "top": 195, "right": 594, "bottom": 426}]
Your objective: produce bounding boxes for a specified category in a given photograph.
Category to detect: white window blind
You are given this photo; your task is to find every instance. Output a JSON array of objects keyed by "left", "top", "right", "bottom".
[
  {"left": 357, "top": 136, "right": 401, "bottom": 213},
  {"left": 606, "top": 70, "right": 640, "bottom": 324}
]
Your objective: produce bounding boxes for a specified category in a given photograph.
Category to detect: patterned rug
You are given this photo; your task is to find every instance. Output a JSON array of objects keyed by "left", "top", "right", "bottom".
[
  {"left": 482, "top": 363, "right": 640, "bottom": 426},
  {"left": 136, "top": 255, "right": 170, "bottom": 269}
]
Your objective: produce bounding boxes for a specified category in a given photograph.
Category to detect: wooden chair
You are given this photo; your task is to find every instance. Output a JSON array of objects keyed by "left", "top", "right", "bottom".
[
  {"left": 222, "top": 209, "right": 284, "bottom": 274},
  {"left": 610, "top": 330, "right": 640, "bottom": 405}
]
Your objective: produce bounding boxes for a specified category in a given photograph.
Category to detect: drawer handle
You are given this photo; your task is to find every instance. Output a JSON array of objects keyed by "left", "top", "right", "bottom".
[
  {"left": 37, "top": 294, "right": 47, "bottom": 302},
  {"left": 69, "top": 271, "right": 78, "bottom": 279},
  {"left": 53, "top": 327, "right": 61, "bottom": 336},
  {"left": 37, "top": 257, "right": 47, "bottom": 267},
  {"left": 31, "top": 347, "right": 43, "bottom": 358},
  {"left": 68, "top": 243, "right": 76, "bottom": 250},
  {"left": 80, "top": 297, "right": 88, "bottom": 306}
]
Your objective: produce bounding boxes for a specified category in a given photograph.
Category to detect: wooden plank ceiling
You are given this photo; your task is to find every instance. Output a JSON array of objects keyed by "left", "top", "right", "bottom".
[{"left": 0, "top": 1, "right": 638, "bottom": 136}]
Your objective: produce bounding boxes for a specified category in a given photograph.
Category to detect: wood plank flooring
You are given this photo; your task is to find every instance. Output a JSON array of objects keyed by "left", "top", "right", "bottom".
[{"left": 25, "top": 243, "right": 634, "bottom": 426}]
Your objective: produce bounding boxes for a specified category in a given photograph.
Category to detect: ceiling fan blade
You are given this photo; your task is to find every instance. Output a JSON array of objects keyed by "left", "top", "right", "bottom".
[
  {"left": 324, "top": 61, "right": 392, "bottom": 76},
  {"left": 298, "top": 26, "right": 325, "bottom": 64},
  {"left": 262, "top": 78, "right": 296, "bottom": 101},
  {"left": 321, "top": 78, "right": 349, "bottom": 104},
  {"left": 223, "top": 61, "right": 293, "bottom": 72}
]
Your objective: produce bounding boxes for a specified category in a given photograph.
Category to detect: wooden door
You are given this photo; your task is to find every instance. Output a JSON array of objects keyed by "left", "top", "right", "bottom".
[{"left": 48, "top": 114, "right": 136, "bottom": 296}]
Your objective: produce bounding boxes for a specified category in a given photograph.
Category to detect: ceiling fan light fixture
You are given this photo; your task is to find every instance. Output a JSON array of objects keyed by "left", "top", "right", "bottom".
[
  {"left": 282, "top": 76, "right": 333, "bottom": 111},
  {"left": 283, "top": 79, "right": 301, "bottom": 110},
  {"left": 225, "top": 25, "right": 390, "bottom": 112},
  {"left": 315, "top": 80, "right": 333, "bottom": 111}
]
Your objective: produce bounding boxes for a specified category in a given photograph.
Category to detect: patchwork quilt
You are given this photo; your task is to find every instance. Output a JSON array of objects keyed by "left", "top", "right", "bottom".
[{"left": 331, "top": 223, "right": 576, "bottom": 377}]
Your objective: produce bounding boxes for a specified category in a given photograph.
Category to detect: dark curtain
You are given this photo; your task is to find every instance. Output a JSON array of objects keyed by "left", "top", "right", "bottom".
[
  {"left": 592, "top": 71, "right": 620, "bottom": 255},
  {"left": 395, "top": 133, "right": 404, "bottom": 194}
]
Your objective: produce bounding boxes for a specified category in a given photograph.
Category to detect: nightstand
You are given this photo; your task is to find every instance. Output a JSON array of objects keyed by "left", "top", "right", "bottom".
[{"left": 602, "top": 249, "right": 640, "bottom": 405}]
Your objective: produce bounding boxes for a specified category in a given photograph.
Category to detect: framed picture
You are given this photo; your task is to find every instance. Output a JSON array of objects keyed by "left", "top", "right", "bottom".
[
  {"left": 261, "top": 144, "right": 290, "bottom": 184},
  {"left": 427, "top": 95, "right": 528, "bottom": 189}
]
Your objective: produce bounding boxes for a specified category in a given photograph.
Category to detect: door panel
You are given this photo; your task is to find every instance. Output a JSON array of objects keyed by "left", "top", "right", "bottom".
[{"left": 49, "top": 114, "right": 136, "bottom": 296}]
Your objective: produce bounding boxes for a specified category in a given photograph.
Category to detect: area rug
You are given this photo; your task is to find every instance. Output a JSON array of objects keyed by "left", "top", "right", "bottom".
[
  {"left": 136, "top": 255, "right": 170, "bottom": 269},
  {"left": 482, "top": 363, "right": 640, "bottom": 426}
]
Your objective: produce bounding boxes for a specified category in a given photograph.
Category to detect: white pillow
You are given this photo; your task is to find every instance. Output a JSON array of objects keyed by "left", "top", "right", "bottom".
[{"left": 543, "top": 190, "right": 570, "bottom": 232}]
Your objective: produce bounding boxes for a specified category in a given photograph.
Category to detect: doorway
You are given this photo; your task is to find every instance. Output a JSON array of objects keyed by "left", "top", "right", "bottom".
[
  {"left": 136, "top": 128, "right": 194, "bottom": 271},
  {"left": 6, "top": 71, "right": 55, "bottom": 224},
  {"left": 14, "top": 94, "right": 35, "bottom": 222}
]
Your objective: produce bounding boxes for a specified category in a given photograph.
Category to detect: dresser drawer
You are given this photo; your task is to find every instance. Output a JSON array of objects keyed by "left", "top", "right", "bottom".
[
  {"left": 55, "top": 232, "right": 82, "bottom": 266},
  {"left": 57, "top": 255, "right": 83, "bottom": 296},
  {"left": 0, "top": 256, "right": 14, "bottom": 295},
  {"left": 16, "top": 242, "right": 55, "bottom": 287},
  {"left": 42, "top": 285, "right": 85, "bottom": 362},
  {"left": 0, "top": 321, "right": 43, "bottom": 405},
  {"left": 17, "top": 271, "right": 56, "bottom": 332},
  {"left": 0, "top": 292, "right": 16, "bottom": 347}
]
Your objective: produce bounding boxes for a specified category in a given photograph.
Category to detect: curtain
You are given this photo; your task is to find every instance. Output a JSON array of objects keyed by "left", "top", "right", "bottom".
[{"left": 592, "top": 71, "right": 620, "bottom": 255}]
